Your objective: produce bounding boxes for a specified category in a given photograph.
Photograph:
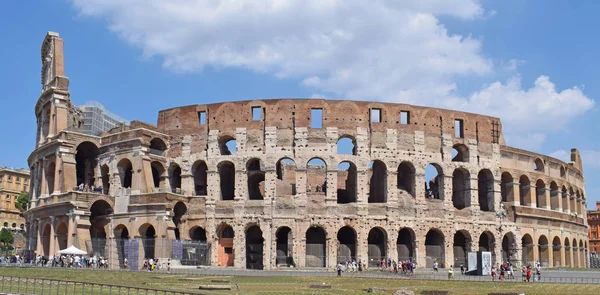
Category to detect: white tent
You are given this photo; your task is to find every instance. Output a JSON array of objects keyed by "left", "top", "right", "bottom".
[{"left": 58, "top": 245, "right": 87, "bottom": 255}]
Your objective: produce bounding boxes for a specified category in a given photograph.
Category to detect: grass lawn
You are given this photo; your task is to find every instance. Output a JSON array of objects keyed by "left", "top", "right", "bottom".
[{"left": 0, "top": 267, "right": 597, "bottom": 295}]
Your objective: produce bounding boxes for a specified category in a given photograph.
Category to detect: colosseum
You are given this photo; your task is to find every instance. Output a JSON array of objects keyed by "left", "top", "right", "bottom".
[{"left": 25, "top": 32, "right": 589, "bottom": 270}]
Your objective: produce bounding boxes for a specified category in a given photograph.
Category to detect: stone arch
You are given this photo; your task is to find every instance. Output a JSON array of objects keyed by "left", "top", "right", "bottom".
[
  {"left": 305, "top": 226, "right": 327, "bottom": 267},
  {"left": 367, "top": 227, "right": 387, "bottom": 267},
  {"left": 501, "top": 232, "right": 518, "bottom": 264},
  {"left": 276, "top": 226, "right": 293, "bottom": 266},
  {"left": 397, "top": 228, "right": 416, "bottom": 261},
  {"left": 573, "top": 238, "right": 579, "bottom": 268},
  {"left": 75, "top": 141, "right": 99, "bottom": 187},
  {"left": 564, "top": 237, "right": 572, "bottom": 267},
  {"left": 538, "top": 235, "right": 549, "bottom": 267},
  {"left": 425, "top": 228, "right": 445, "bottom": 268},
  {"left": 337, "top": 161, "right": 357, "bottom": 203},
  {"left": 306, "top": 158, "right": 327, "bottom": 196},
  {"left": 218, "top": 135, "right": 236, "bottom": 155},
  {"left": 191, "top": 160, "right": 207, "bottom": 196},
  {"left": 189, "top": 226, "right": 207, "bottom": 243},
  {"left": 247, "top": 158, "right": 265, "bottom": 200},
  {"left": 245, "top": 225, "right": 264, "bottom": 269},
  {"left": 41, "top": 223, "right": 51, "bottom": 257},
  {"left": 452, "top": 144, "right": 469, "bottom": 162},
  {"left": 425, "top": 163, "right": 444, "bottom": 200},
  {"left": 100, "top": 164, "right": 110, "bottom": 195},
  {"left": 218, "top": 161, "right": 235, "bottom": 200},
  {"left": 534, "top": 158, "right": 544, "bottom": 172},
  {"left": 519, "top": 175, "right": 531, "bottom": 206},
  {"left": 522, "top": 234, "right": 534, "bottom": 266},
  {"left": 149, "top": 138, "right": 167, "bottom": 156},
  {"left": 45, "top": 161, "right": 56, "bottom": 195},
  {"left": 561, "top": 185, "right": 569, "bottom": 212},
  {"left": 478, "top": 169, "right": 494, "bottom": 212},
  {"left": 535, "top": 179, "right": 546, "bottom": 208},
  {"left": 550, "top": 181, "right": 559, "bottom": 210},
  {"left": 150, "top": 161, "right": 165, "bottom": 190},
  {"left": 552, "top": 236, "right": 562, "bottom": 267},
  {"left": 217, "top": 224, "right": 234, "bottom": 267},
  {"left": 139, "top": 223, "right": 156, "bottom": 259},
  {"left": 479, "top": 231, "right": 496, "bottom": 263},
  {"left": 172, "top": 201, "right": 187, "bottom": 240},
  {"left": 117, "top": 158, "right": 133, "bottom": 189},
  {"left": 337, "top": 226, "right": 357, "bottom": 263},
  {"left": 337, "top": 135, "right": 357, "bottom": 155},
  {"left": 501, "top": 172, "right": 514, "bottom": 203},
  {"left": 90, "top": 200, "right": 113, "bottom": 256},
  {"left": 453, "top": 230, "right": 471, "bottom": 267},
  {"left": 168, "top": 163, "right": 182, "bottom": 193},
  {"left": 276, "top": 158, "right": 296, "bottom": 196},
  {"left": 56, "top": 222, "right": 68, "bottom": 251},
  {"left": 397, "top": 161, "right": 415, "bottom": 197},
  {"left": 579, "top": 239, "right": 585, "bottom": 268},
  {"left": 452, "top": 168, "right": 471, "bottom": 209},
  {"left": 368, "top": 160, "right": 387, "bottom": 203}
]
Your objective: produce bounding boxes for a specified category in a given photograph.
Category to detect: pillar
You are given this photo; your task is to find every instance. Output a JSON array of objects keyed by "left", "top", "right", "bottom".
[
  {"left": 528, "top": 182, "right": 537, "bottom": 208},
  {"left": 53, "top": 156, "right": 63, "bottom": 195},
  {"left": 48, "top": 217, "right": 56, "bottom": 259},
  {"left": 544, "top": 187, "right": 551, "bottom": 210},
  {"left": 511, "top": 181, "right": 520, "bottom": 206}
]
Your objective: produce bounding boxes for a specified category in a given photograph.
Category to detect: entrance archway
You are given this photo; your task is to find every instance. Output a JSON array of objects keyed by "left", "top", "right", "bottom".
[
  {"left": 337, "top": 226, "right": 356, "bottom": 263},
  {"left": 367, "top": 228, "right": 387, "bottom": 267},
  {"left": 501, "top": 232, "right": 518, "bottom": 264},
  {"left": 218, "top": 225, "right": 234, "bottom": 266},
  {"left": 425, "top": 229, "right": 445, "bottom": 268},
  {"left": 114, "top": 225, "right": 129, "bottom": 268},
  {"left": 397, "top": 228, "right": 415, "bottom": 261},
  {"left": 139, "top": 224, "right": 156, "bottom": 259},
  {"left": 75, "top": 142, "right": 99, "bottom": 186},
  {"left": 172, "top": 202, "right": 187, "bottom": 240},
  {"left": 552, "top": 237, "right": 561, "bottom": 267},
  {"left": 453, "top": 231, "right": 470, "bottom": 267},
  {"left": 305, "top": 226, "right": 326, "bottom": 267},
  {"left": 42, "top": 224, "right": 51, "bottom": 257},
  {"left": 56, "top": 222, "right": 68, "bottom": 251},
  {"left": 190, "top": 227, "right": 207, "bottom": 243},
  {"left": 538, "top": 235, "right": 549, "bottom": 267},
  {"left": 564, "top": 238, "right": 571, "bottom": 267},
  {"left": 522, "top": 234, "right": 534, "bottom": 266},
  {"left": 245, "top": 225, "right": 264, "bottom": 269},
  {"left": 276, "top": 227, "right": 293, "bottom": 266},
  {"left": 479, "top": 231, "right": 496, "bottom": 262},
  {"left": 89, "top": 200, "right": 113, "bottom": 256}
]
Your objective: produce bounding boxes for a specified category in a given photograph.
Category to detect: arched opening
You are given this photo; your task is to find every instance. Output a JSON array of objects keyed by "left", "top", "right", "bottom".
[
  {"left": 190, "top": 227, "right": 207, "bottom": 243},
  {"left": 519, "top": 175, "right": 531, "bottom": 206},
  {"left": 478, "top": 169, "right": 494, "bottom": 211},
  {"left": 246, "top": 225, "right": 264, "bottom": 269},
  {"left": 452, "top": 168, "right": 471, "bottom": 209},
  {"left": 500, "top": 172, "right": 514, "bottom": 203},
  {"left": 192, "top": 161, "right": 208, "bottom": 196},
  {"left": 247, "top": 159, "right": 265, "bottom": 200},
  {"left": 276, "top": 227, "right": 293, "bottom": 266},
  {"left": 75, "top": 142, "right": 99, "bottom": 187},
  {"left": 425, "top": 229, "right": 445, "bottom": 268},
  {"left": 367, "top": 228, "right": 387, "bottom": 267},
  {"left": 276, "top": 158, "right": 296, "bottom": 196},
  {"left": 538, "top": 235, "right": 549, "bottom": 267},
  {"left": 368, "top": 161, "right": 387, "bottom": 203},
  {"left": 101, "top": 165, "right": 110, "bottom": 195},
  {"left": 45, "top": 162, "right": 55, "bottom": 195},
  {"left": 218, "top": 225, "right": 234, "bottom": 266},
  {"left": 573, "top": 238, "right": 579, "bottom": 268},
  {"left": 337, "top": 161, "right": 357, "bottom": 204},
  {"left": 337, "top": 226, "right": 356, "bottom": 263},
  {"left": 114, "top": 225, "right": 129, "bottom": 268},
  {"left": 149, "top": 138, "right": 167, "bottom": 156},
  {"left": 579, "top": 240, "right": 584, "bottom": 268},
  {"left": 56, "top": 222, "right": 68, "bottom": 251},
  {"left": 218, "top": 161, "right": 235, "bottom": 200},
  {"left": 522, "top": 234, "right": 534, "bottom": 266},
  {"left": 397, "top": 228, "right": 415, "bottom": 261},
  {"left": 172, "top": 202, "right": 187, "bottom": 240},
  {"left": 453, "top": 231, "right": 470, "bottom": 268},
  {"left": 169, "top": 164, "right": 182, "bottom": 194},
  {"left": 397, "top": 161, "right": 415, "bottom": 197},
  {"left": 550, "top": 182, "right": 559, "bottom": 210},
  {"left": 536, "top": 179, "right": 546, "bottom": 208},
  {"left": 305, "top": 226, "right": 326, "bottom": 267},
  {"left": 306, "top": 158, "right": 326, "bottom": 196},
  {"left": 501, "top": 232, "right": 518, "bottom": 264},
  {"left": 561, "top": 186, "right": 569, "bottom": 212},
  {"left": 337, "top": 136, "right": 357, "bottom": 155},
  {"left": 425, "top": 164, "right": 444, "bottom": 200},
  {"left": 452, "top": 144, "right": 469, "bottom": 162},
  {"left": 534, "top": 158, "right": 544, "bottom": 172},
  {"left": 42, "top": 224, "right": 51, "bottom": 257},
  {"left": 150, "top": 161, "right": 165, "bottom": 190},
  {"left": 89, "top": 200, "right": 113, "bottom": 256},
  {"left": 139, "top": 224, "right": 156, "bottom": 259},
  {"left": 569, "top": 187, "right": 576, "bottom": 215},
  {"left": 564, "top": 238, "right": 572, "bottom": 267},
  {"left": 479, "top": 231, "right": 496, "bottom": 263},
  {"left": 218, "top": 136, "right": 236, "bottom": 155},
  {"left": 117, "top": 159, "right": 133, "bottom": 189},
  {"left": 560, "top": 166, "right": 566, "bottom": 177},
  {"left": 552, "top": 236, "right": 561, "bottom": 267}
]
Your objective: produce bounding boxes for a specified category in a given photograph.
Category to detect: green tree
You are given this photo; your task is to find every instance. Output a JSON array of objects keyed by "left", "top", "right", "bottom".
[
  {"left": 15, "top": 193, "right": 28, "bottom": 212},
  {"left": 0, "top": 228, "right": 14, "bottom": 252}
]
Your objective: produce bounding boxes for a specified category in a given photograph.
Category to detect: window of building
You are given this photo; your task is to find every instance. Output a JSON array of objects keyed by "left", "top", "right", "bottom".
[
  {"left": 251, "top": 106, "right": 261, "bottom": 121},
  {"left": 311, "top": 109, "right": 323, "bottom": 128},
  {"left": 7, "top": 175, "right": 11, "bottom": 180},
  {"left": 400, "top": 111, "right": 410, "bottom": 125},
  {"left": 371, "top": 108, "right": 381, "bottom": 123},
  {"left": 6, "top": 195, "right": 10, "bottom": 201},
  {"left": 197, "top": 111, "right": 206, "bottom": 125},
  {"left": 455, "top": 119, "right": 464, "bottom": 138},
  {"left": 594, "top": 233, "right": 597, "bottom": 239}
]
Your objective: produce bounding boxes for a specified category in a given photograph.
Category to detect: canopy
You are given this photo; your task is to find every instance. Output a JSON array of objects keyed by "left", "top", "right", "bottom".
[{"left": 58, "top": 245, "right": 87, "bottom": 255}]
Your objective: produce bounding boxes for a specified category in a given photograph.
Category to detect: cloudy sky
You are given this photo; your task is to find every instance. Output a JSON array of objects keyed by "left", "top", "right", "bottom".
[{"left": 1, "top": 0, "right": 599, "bottom": 208}]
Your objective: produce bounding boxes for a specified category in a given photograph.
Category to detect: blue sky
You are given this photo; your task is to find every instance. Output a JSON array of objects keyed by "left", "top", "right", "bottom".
[{"left": 1, "top": 0, "right": 600, "bottom": 208}]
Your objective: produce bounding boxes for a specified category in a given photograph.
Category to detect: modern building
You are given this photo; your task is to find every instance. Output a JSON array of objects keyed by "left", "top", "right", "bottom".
[
  {"left": 26, "top": 32, "right": 589, "bottom": 270},
  {"left": 80, "top": 101, "right": 128, "bottom": 136},
  {"left": 588, "top": 202, "right": 600, "bottom": 254},
  {"left": 0, "top": 167, "right": 29, "bottom": 232}
]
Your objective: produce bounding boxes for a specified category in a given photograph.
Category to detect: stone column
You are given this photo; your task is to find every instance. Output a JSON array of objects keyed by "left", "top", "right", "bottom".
[
  {"left": 388, "top": 229, "right": 398, "bottom": 263},
  {"left": 543, "top": 187, "right": 551, "bottom": 210},
  {"left": 327, "top": 229, "right": 336, "bottom": 268},
  {"left": 511, "top": 181, "right": 520, "bottom": 206},
  {"left": 469, "top": 176, "right": 479, "bottom": 210},
  {"left": 357, "top": 228, "right": 369, "bottom": 269},
  {"left": 563, "top": 192, "right": 570, "bottom": 214},
  {"left": 48, "top": 217, "right": 56, "bottom": 259},
  {"left": 414, "top": 171, "right": 426, "bottom": 204},
  {"left": 181, "top": 173, "right": 194, "bottom": 196},
  {"left": 386, "top": 170, "right": 398, "bottom": 204},
  {"left": 53, "top": 155, "right": 63, "bottom": 195},
  {"left": 67, "top": 215, "right": 76, "bottom": 247},
  {"left": 235, "top": 169, "right": 245, "bottom": 201},
  {"left": 528, "top": 183, "right": 537, "bottom": 208},
  {"left": 325, "top": 169, "right": 337, "bottom": 205},
  {"left": 36, "top": 219, "right": 42, "bottom": 255},
  {"left": 233, "top": 224, "right": 244, "bottom": 269},
  {"left": 40, "top": 159, "right": 48, "bottom": 197}
]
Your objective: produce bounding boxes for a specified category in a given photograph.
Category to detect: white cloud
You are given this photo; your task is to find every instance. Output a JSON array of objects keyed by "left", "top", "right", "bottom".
[
  {"left": 503, "top": 59, "right": 525, "bottom": 71},
  {"left": 70, "top": 0, "right": 595, "bottom": 151}
]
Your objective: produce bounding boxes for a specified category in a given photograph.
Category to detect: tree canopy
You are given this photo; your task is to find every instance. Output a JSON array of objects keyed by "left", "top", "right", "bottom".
[
  {"left": 15, "top": 193, "right": 28, "bottom": 212},
  {"left": 0, "top": 228, "right": 14, "bottom": 252}
]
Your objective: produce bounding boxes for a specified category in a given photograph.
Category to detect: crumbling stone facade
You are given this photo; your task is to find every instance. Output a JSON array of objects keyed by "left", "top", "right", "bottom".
[{"left": 26, "top": 32, "right": 589, "bottom": 270}]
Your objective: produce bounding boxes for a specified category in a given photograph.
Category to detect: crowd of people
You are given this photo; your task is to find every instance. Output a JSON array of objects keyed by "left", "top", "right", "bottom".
[
  {"left": 142, "top": 258, "right": 172, "bottom": 273},
  {"left": 336, "top": 258, "right": 416, "bottom": 277},
  {"left": 76, "top": 183, "right": 103, "bottom": 193},
  {"left": 34, "top": 254, "right": 110, "bottom": 269}
]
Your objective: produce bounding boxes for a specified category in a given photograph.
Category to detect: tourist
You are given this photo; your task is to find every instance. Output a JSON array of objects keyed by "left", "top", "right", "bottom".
[
  {"left": 124, "top": 257, "right": 128, "bottom": 269},
  {"left": 433, "top": 261, "right": 438, "bottom": 272},
  {"left": 337, "top": 262, "right": 343, "bottom": 277},
  {"left": 491, "top": 264, "right": 497, "bottom": 281},
  {"left": 526, "top": 266, "right": 532, "bottom": 282},
  {"left": 460, "top": 264, "right": 464, "bottom": 274},
  {"left": 448, "top": 265, "right": 454, "bottom": 279},
  {"left": 535, "top": 262, "right": 541, "bottom": 282}
]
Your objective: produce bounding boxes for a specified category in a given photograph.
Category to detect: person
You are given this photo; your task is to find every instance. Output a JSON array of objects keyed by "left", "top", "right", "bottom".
[
  {"left": 337, "top": 262, "right": 343, "bottom": 277},
  {"left": 433, "top": 261, "right": 438, "bottom": 272},
  {"left": 124, "top": 257, "right": 128, "bottom": 269},
  {"left": 491, "top": 264, "right": 497, "bottom": 281},
  {"left": 460, "top": 264, "right": 464, "bottom": 275},
  {"left": 526, "top": 266, "right": 532, "bottom": 282},
  {"left": 448, "top": 265, "right": 454, "bottom": 279},
  {"left": 499, "top": 263, "right": 505, "bottom": 281},
  {"left": 535, "top": 263, "right": 541, "bottom": 282},
  {"left": 167, "top": 258, "right": 171, "bottom": 273}
]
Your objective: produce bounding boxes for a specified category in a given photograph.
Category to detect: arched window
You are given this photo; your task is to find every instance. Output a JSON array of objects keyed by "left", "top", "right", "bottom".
[
  {"left": 276, "top": 158, "right": 296, "bottom": 196},
  {"left": 247, "top": 159, "right": 265, "bottom": 200},
  {"left": 193, "top": 161, "right": 208, "bottom": 196},
  {"left": 425, "top": 164, "right": 444, "bottom": 200},
  {"left": 337, "top": 136, "right": 357, "bottom": 155},
  {"left": 218, "top": 161, "right": 235, "bottom": 200},
  {"left": 500, "top": 172, "right": 513, "bottom": 203},
  {"left": 519, "top": 175, "right": 531, "bottom": 206},
  {"left": 452, "top": 168, "right": 471, "bottom": 209},
  {"left": 478, "top": 169, "right": 494, "bottom": 212},
  {"left": 337, "top": 161, "right": 357, "bottom": 204},
  {"left": 368, "top": 160, "right": 387, "bottom": 203},
  {"left": 75, "top": 142, "right": 99, "bottom": 186},
  {"left": 169, "top": 164, "right": 182, "bottom": 194},
  {"left": 535, "top": 179, "right": 546, "bottom": 208},
  {"left": 452, "top": 144, "right": 469, "bottom": 162},
  {"left": 534, "top": 158, "right": 544, "bottom": 172},
  {"left": 149, "top": 138, "right": 167, "bottom": 156},
  {"left": 117, "top": 159, "right": 133, "bottom": 189},
  {"left": 397, "top": 161, "right": 415, "bottom": 197},
  {"left": 219, "top": 136, "right": 236, "bottom": 155},
  {"left": 306, "top": 158, "right": 326, "bottom": 195}
]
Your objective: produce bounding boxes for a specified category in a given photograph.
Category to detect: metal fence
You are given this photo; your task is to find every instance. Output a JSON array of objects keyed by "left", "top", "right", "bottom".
[{"left": 0, "top": 275, "right": 203, "bottom": 295}]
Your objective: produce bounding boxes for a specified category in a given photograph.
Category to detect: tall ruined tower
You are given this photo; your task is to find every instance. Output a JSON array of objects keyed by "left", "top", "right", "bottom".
[{"left": 35, "top": 32, "right": 81, "bottom": 146}]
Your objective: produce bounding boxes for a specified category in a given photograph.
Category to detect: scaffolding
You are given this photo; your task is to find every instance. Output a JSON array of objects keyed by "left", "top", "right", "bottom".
[{"left": 79, "top": 101, "right": 129, "bottom": 136}]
